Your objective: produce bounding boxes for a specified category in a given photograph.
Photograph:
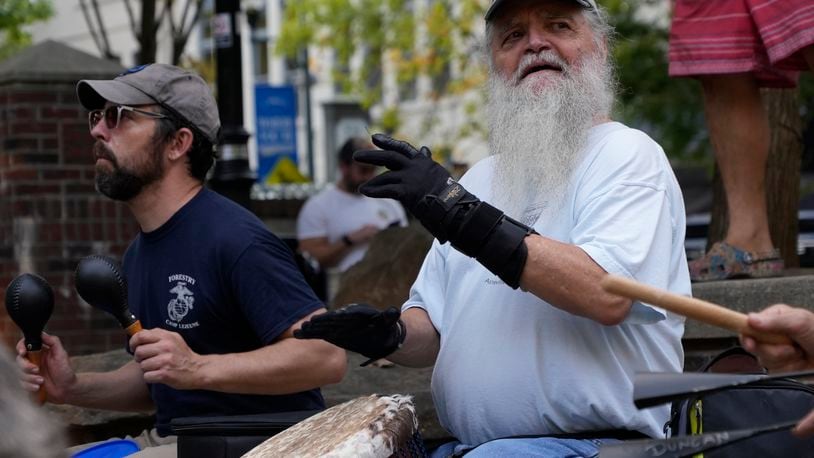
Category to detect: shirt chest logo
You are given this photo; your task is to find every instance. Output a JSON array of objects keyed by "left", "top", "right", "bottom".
[{"left": 166, "top": 274, "right": 200, "bottom": 330}]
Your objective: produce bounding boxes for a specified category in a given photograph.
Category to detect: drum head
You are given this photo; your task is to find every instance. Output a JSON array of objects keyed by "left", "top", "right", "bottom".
[{"left": 245, "top": 394, "right": 420, "bottom": 457}]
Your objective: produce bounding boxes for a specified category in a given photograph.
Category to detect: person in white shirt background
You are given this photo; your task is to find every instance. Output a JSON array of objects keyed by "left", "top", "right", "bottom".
[{"left": 297, "top": 137, "right": 407, "bottom": 273}]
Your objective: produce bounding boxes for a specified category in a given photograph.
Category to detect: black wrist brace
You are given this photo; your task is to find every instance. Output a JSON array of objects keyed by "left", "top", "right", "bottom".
[{"left": 420, "top": 182, "right": 536, "bottom": 289}]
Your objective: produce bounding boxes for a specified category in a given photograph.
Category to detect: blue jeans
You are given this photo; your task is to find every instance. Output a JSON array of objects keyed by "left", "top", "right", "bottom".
[{"left": 430, "top": 437, "right": 621, "bottom": 458}]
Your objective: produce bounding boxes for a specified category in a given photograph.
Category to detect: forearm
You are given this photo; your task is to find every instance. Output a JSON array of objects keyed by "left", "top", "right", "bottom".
[
  {"left": 520, "top": 235, "right": 632, "bottom": 325},
  {"left": 67, "top": 361, "right": 153, "bottom": 412},
  {"left": 299, "top": 238, "right": 351, "bottom": 268},
  {"left": 388, "top": 307, "right": 440, "bottom": 368},
  {"left": 196, "top": 339, "right": 346, "bottom": 395}
]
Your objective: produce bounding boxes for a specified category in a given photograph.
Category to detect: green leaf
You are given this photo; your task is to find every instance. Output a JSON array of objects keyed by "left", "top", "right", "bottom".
[{"left": 0, "top": 0, "right": 53, "bottom": 61}]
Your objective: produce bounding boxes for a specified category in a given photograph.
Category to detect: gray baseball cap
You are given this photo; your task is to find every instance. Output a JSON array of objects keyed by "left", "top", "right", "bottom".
[
  {"left": 485, "top": 0, "right": 598, "bottom": 22},
  {"left": 77, "top": 63, "right": 220, "bottom": 143}
]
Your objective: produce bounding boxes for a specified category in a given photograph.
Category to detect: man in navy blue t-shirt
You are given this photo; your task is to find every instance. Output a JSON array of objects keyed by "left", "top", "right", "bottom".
[{"left": 15, "top": 63, "right": 346, "bottom": 455}]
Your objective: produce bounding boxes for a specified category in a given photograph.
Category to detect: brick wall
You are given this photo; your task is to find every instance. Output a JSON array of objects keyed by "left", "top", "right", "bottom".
[{"left": 0, "top": 81, "right": 139, "bottom": 355}]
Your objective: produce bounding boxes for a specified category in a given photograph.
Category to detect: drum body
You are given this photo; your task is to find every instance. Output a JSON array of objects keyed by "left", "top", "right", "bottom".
[{"left": 244, "top": 394, "right": 427, "bottom": 458}]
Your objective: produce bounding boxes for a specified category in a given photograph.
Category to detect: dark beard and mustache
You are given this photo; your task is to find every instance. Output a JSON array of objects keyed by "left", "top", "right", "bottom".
[
  {"left": 487, "top": 49, "right": 615, "bottom": 224},
  {"left": 93, "top": 141, "right": 164, "bottom": 201},
  {"left": 342, "top": 177, "right": 365, "bottom": 194}
]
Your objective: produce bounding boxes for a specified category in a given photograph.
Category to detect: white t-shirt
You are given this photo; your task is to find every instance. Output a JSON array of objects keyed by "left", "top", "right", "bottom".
[
  {"left": 297, "top": 185, "right": 407, "bottom": 271},
  {"left": 404, "top": 122, "right": 689, "bottom": 446}
]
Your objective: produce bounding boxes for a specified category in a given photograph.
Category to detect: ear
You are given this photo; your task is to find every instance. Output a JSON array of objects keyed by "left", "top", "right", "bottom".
[{"left": 166, "top": 127, "right": 194, "bottom": 162}]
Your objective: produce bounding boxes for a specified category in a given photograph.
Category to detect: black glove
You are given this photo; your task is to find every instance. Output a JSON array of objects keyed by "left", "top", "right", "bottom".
[
  {"left": 354, "top": 133, "right": 535, "bottom": 289},
  {"left": 293, "top": 304, "right": 406, "bottom": 366}
]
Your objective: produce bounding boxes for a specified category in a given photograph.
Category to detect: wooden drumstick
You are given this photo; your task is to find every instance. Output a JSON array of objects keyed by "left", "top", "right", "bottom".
[{"left": 600, "top": 274, "right": 792, "bottom": 345}]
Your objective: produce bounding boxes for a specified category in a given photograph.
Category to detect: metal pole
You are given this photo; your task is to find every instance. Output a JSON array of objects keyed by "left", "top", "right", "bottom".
[
  {"left": 300, "top": 47, "right": 315, "bottom": 181},
  {"left": 210, "top": 0, "right": 256, "bottom": 208}
]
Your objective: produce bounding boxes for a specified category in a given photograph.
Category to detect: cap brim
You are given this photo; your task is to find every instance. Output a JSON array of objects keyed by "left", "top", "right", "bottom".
[
  {"left": 76, "top": 80, "right": 157, "bottom": 110},
  {"left": 484, "top": 0, "right": 505, "bottom": 21},
  {"left": 485, "top": 0, "right": 595, "bottom": 22}
]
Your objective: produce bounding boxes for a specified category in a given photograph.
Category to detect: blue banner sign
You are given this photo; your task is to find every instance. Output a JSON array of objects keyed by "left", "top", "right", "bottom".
[{"left": 255, "top": 85, "right": 304, "bottom": 184}]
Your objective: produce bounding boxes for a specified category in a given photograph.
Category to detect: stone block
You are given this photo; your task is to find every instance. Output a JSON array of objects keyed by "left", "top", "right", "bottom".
[
  {"left": 686, "top": 274, "right": 814, "bottom": 339},
  {"left": 331, "top": 224, "right": 433, "bottom": 309}
]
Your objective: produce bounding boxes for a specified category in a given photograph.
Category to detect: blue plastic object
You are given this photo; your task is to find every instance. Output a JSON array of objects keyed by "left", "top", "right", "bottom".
[{"left": 71, "top": 439, "right": 140, "bottom": 458}]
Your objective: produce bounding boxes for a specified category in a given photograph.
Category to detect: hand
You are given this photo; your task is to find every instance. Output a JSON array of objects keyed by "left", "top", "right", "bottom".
[
  {"left": 741, "top": 304, "right": 814, "bottom": 439},
  {"left": 355, "top": 134, "right": 455, "bottom": 218},
  {"left": 795, "top": 409, "right": 814, "bottom": 438},
  {"left": 293, "top": 304, "right": 405, "bottom": 365},
  {"left": 355, "top": 133, "right": 485, "bottom": 242},
  {"left": 347, "top": 224, "right": 380, "bottom": 245},
  {"left": 16, "top": 333, "right": 77, "bottom": 404},
  {"left": 130, "top": 328, "right": 203, "bottom": 390},
  {"left": 740, "top": 304, "right": 814, "bottom": 372},
  {"left": 354, "top": 133, "right": 535, "bottom": 289}
]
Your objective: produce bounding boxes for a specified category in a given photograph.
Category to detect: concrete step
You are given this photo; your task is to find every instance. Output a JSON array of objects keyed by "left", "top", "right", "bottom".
[{"left": 687, "top": 271, "right": 814, "bottom": 339}]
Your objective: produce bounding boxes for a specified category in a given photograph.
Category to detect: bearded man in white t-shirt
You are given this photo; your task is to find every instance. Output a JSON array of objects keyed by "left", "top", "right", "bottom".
[
  {"left": 296, "top": 1, "right": 689, "bottom": 456},
  {"left": 297, "top": 137, "right": 407, "bottom": 272}
]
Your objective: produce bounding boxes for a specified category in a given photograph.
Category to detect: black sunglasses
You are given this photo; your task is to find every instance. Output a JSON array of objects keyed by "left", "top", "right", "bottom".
[{"left": 88, "top": 105, "right": 170, "bottom": 132}]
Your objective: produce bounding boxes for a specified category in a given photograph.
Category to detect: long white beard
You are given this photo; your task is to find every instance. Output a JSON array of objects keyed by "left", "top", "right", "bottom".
[{"left": 487, "top": 50, "right": 614, "bottom": 224}]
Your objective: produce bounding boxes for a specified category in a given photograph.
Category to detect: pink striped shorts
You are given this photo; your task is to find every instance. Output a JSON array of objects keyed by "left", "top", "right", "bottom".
[{"left": 669, "top": 0, "right": 814, "bottom": 88}]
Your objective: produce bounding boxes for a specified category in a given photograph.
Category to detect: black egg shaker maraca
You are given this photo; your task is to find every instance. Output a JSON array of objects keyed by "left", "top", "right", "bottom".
[
  {"left": 75, "top": 255, "right": 142, "bottom": 336},
  {"left": 5, "top": 273, "right": 54, "bottom": 404}
]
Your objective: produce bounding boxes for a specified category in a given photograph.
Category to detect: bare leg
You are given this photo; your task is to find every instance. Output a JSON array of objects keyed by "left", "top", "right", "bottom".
[{"left": 700, "top": 74, "right": 774, "bottom": 254}]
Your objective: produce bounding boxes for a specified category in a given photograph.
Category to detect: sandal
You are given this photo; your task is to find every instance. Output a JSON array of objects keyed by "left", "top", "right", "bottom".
[{"left": 689, "top": 242, "right": 783, "bottom": 282}]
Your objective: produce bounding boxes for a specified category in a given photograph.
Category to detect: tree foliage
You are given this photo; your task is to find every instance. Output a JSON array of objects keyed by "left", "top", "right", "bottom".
[
  {"left": 278, "top": 0, "right": 710, "bottom": 162},
  {"left": 0, "top": 0, "right": 53, "bottom": 61},
  {"left": 278, "top": 0, "right": 485, "bottom": 137}
]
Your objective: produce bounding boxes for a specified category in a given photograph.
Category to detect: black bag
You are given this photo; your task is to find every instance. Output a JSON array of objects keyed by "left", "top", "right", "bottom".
[
  {"left": 170, "top": 410, "right": 321, "bottom": 458},
  {"left": 667, "top": 347, "right": 814, "bottom": 458}
]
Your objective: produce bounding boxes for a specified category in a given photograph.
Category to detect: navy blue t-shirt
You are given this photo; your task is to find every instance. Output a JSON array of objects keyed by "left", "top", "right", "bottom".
[{"left": 122, "top": 188, "right": 325, "bottom": 436}]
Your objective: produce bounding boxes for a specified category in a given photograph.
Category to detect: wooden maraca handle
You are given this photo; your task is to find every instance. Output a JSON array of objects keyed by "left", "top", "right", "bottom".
[
  {"left": 124, "top": 320, "right": 143, "bottom": 337},
  {"left": 600, "top": 274, "right": 792, "bottom": 345},
  {"left": 26, "top": 350, "right": 46, "bottom": 405}
]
